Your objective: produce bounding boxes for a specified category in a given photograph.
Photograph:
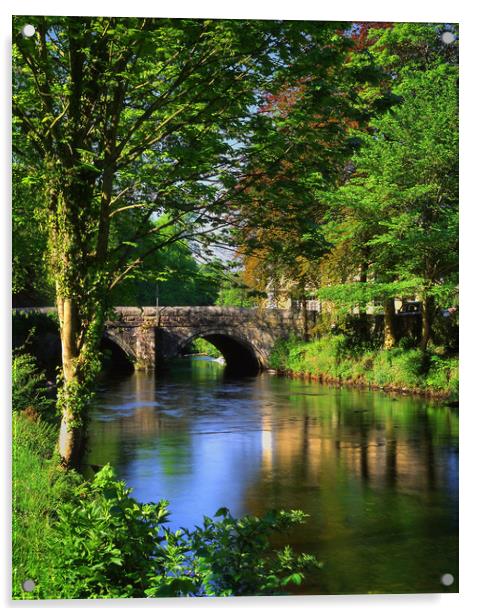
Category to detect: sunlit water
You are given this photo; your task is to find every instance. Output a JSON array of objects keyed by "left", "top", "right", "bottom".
[{"left": 83, "top": 357, "right": 458, "bottom": 595}]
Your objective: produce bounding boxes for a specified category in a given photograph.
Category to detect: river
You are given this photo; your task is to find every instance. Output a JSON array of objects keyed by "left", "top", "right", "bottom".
[{"left": 83, "top": 357, "right": 458, "bottom": 595}]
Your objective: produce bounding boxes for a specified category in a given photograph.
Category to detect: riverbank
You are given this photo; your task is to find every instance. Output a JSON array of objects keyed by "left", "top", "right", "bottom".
[
  {"left": 268, "top": 335, "right": 459, "bottom": 401},
  {"left": 12, "top": 412, "right": 74, "bottom": 598}
]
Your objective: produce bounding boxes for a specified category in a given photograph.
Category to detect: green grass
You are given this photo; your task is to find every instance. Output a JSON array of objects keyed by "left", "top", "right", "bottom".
[
  {"left": 12, "top": 413, "right": 79, "bottom": 598},
  {"left": 11, "top": 352, "right": 73, "bottom": 598},
  {"left": 269, "top": 335, "right": 458, "bottom": 398}
]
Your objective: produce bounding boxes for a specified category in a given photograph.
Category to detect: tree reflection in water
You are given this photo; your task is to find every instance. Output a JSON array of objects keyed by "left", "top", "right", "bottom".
[{"left": 83, "top": 359, "right": 458, "bottom": 595}]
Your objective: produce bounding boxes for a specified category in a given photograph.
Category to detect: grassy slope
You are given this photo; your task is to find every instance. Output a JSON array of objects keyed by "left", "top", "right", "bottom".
[
  {"left": 269, "top": 335, "right": 458, "bottom": 399},
  {"left": 12, "top": 413, "right": 78, "bottom": 598}
]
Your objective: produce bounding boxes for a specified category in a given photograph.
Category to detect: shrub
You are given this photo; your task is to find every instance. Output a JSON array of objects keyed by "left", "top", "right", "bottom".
[
  {"left": 372, "top": 348, "right": 424, "bottom": 388},
  {"left": 425, "top": 356, "right": 459, "bottom": 397},
  {"left": 178, "top": 507, "right": 320, "bottom": 596},
  {"left": 48, "top": 466, "right": 320, "bottom": 599},
  {"left": 269, "top": 336, "right": 300, "bottom": 370},
  {"left": 398, "top": 335, "right": 416, "bottom": 350},
  {"left": 50, "top": 465, "right": 170, "bottom": 598},
  {"left": 12, "top": 353, "right": 54, "bottom": 419}
]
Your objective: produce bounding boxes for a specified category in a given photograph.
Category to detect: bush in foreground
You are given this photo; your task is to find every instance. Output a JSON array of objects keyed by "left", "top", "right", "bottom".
[
  {"left": 52, "top": 466, "right": 318, "bottom": 598},
  {"left": 13, "top": 445, "right": 319, "bottom": 599}
]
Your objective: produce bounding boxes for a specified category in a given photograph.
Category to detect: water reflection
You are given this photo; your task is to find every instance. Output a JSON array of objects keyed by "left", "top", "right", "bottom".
[{"left": 84, "top": 358, "right": 458, "bottom": 595}]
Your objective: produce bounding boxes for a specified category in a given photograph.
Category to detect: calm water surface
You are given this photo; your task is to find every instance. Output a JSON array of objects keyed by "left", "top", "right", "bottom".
[{"left": 83, "top": 358, "right": 458, "bottom": 595}]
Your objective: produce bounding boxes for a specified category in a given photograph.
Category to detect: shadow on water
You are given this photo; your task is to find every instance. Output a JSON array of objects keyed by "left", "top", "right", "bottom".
[{"left": 83, "top": 357, "right": 458, "bottom": 596}]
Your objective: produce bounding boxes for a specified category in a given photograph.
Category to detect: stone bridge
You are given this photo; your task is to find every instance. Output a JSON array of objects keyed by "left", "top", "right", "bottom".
[
  {"left": 14, "top": 306, "right": 315, "bottom": 375},
  {"left": 106, "top": 306, "right": 315, "bottom": 374}
]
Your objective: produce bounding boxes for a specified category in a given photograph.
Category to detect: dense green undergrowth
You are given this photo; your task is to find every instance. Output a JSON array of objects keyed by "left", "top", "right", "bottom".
[
  {"left": 12, "top": 354, "right": 319, "bottom": 599},
  {"left": 269, "top": 335, "right": 458, "bottom": 399}
]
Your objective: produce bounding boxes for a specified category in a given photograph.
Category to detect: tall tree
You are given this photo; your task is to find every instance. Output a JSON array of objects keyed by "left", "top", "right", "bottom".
[
  {"left": 318, "top": 23, "right": 458, "bottom": 349},
  {"left": 13, "top": 16, "right": 354, "bottom": 465},
  {"left": 232, "top": 24, "right": 387, "bottom": 329}
]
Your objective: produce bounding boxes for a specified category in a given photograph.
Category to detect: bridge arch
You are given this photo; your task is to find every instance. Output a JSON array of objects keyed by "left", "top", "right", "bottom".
[
  {"left": 178, "top": 327, "right": 265, "bottom": 376},
  {"left": 100, "top": 331, "right": 136, "bottom": 373}
]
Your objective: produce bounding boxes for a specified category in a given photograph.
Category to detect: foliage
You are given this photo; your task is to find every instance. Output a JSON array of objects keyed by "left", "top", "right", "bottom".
[
  {"left": 227, "top": 22, "right": 458, "bottom": 352},
  {"left": 268, "top": 335, "right": 303, "bottom": 372},
  {"left": 316, "top": 281, "right": 425, "bottom": 320},
  {"left": 232, "top": 22, "right": 391, "bottom": 308},
  {"left": 12, "top": 353, "right": 54, "bottom": 419},
  {"left": 12, "top": 16, "right": 359, "bottom": 303},
  {"left": 320, "top": 59, "right": 458, "bottom": 295},
  {"left": 269, "top": 335, "right": 458, "bottom": 398},
  {"left": 14, "top": 17, "right": 365, "bottom": 459},
  {"left": 110, "top": 218, "right": 222, "bottom": 307},
  {"left": 175, "top": 507, "right": 320, "bottom": 596},
  {"left": 317, "top": 23, "right": 458, "bottom": 348},
  {"left": 12, "top": 164, "right": 54, "bottom": 305},
  {"left": 190, "top": 338, "right": 223, "bottom": 358},
  {"left": 215, "top": 272, "right": 261, "bottom": 308}
]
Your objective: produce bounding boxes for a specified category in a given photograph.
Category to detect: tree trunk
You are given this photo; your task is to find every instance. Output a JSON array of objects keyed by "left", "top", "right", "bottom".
[
  {"left": 57, "top": 297, "right": 84, "bottom": 467},
  {"left": 58, "top": 403, "right": 84, "bottom": 467},
  {"left": 49, "top": 173, "right": 109, "bottom": 467},
  {"left": 358, "top": 262, "right": 369, "bottom": 339},
  {"left": 383, "top": 298, "right": 397, "bottom": 349},
  {"left": 420, "top": 294, "right": 435, "bottom": 351},
  {"left": 301, "top": 294, "right": 310, "bottom": 341}
]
